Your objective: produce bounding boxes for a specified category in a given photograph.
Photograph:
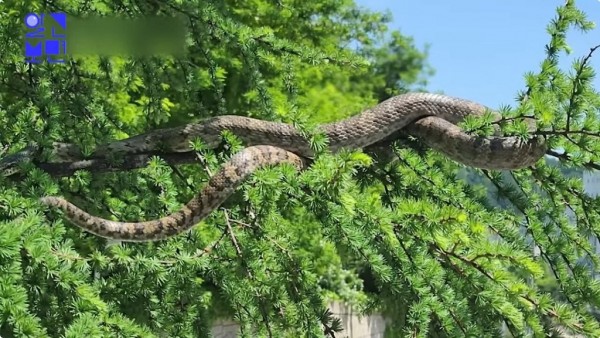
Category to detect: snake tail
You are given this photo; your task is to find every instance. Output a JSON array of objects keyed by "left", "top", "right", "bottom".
[{"left": 40, "top": 146, "right": 306, "bottom": 241}]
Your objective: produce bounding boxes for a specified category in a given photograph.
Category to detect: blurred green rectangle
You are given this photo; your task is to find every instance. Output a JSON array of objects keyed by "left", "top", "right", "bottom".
[{"left": 66, "top": 16, "right": 187, "bottom": 56}]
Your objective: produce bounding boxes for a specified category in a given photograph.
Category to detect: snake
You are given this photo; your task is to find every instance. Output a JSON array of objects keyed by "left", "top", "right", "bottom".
[{"left": 4, "top": 93, "right": 547, "bottom": 241}]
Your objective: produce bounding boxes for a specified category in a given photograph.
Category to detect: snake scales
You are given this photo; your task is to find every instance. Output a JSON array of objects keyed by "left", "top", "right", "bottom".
[{"left": 12, "top": 93, "right": 546, "bottom": 241}]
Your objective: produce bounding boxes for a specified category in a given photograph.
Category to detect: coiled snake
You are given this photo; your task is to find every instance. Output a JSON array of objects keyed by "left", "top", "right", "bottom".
[{"left": 9, "top": 93, "right": 547, "bottom": 241}]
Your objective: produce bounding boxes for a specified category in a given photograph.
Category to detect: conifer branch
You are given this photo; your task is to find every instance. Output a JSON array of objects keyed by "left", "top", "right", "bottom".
[{"left": 566, "top": 44, "right": 599, "bottom": 131}]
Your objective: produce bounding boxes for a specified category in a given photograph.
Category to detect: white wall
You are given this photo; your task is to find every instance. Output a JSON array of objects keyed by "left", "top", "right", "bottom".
[
  {"left": 210, "top": 302, "right": 388, "bottom": 338},
  {"left": 584, "top": 170, "right": 600, "bottom": 197}
]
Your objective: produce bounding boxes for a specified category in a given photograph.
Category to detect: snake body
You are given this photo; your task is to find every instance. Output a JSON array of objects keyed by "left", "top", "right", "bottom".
[
  {"left": 34, "top": 93, "right": 547, "bottom": 241},
  {"left": 40, "top": 146, "right": 305, "bottom": 241}
]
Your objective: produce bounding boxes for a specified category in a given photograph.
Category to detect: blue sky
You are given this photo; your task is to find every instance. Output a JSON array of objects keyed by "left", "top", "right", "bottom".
[{"left": 354, "top": 0, "right": 600, "bottom": 108}]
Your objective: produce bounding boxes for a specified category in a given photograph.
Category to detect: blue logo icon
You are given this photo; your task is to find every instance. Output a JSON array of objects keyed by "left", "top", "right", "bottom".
[{"left": 24, "top": 13, "right": 67, "bottom": 64}]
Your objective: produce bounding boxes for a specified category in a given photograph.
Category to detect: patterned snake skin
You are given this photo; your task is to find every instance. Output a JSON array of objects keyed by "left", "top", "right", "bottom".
[{"left": 35, "top": 93, "right": 546, "bottom": 241}]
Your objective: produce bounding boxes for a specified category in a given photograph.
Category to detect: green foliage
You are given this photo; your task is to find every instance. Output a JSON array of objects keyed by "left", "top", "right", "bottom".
[{"left": 0, "top": 0, "right": 599, "bottom": 337}]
